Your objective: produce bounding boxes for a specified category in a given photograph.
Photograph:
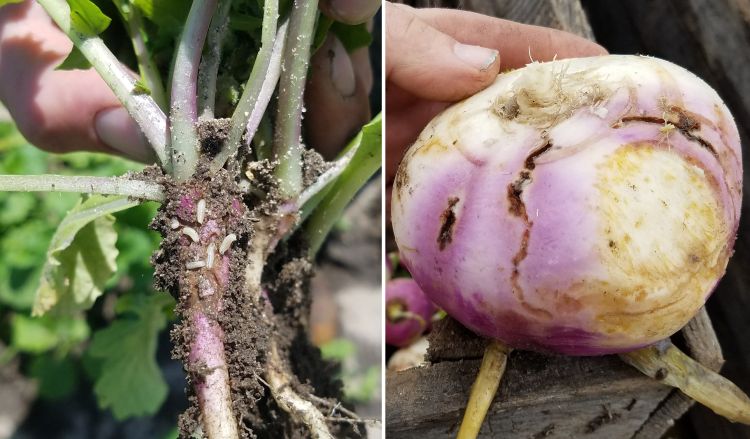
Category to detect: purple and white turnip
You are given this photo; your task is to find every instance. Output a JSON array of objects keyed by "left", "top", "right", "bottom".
[
  {"left": 385, "top": 277, "right": 436, "bottom": 348},
  {"left": 391, "top": 55, "right": 748, "bottom": 437}
]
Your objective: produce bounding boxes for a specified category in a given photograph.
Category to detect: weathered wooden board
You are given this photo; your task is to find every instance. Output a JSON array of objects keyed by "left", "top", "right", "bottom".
[
  {"left": 387, "top": 354, "right": 670, "bottom": 438},
  {"left": 386, "top": 311, "right": 721, "bottom": 439}
]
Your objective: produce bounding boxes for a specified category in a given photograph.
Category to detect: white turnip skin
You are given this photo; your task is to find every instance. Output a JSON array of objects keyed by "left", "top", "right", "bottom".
[{"left": 392, "top": 55, "right": 742, "bottom": 355}]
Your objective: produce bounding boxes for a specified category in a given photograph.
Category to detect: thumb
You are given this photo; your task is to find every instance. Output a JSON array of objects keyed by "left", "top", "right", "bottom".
[{"left": 386, "top": 2, "right": 500, "bottom": 102}]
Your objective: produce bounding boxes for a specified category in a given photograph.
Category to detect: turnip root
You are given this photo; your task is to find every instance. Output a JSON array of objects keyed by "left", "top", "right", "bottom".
[
  {"left": 385, "top": 278, "right": 437, "bottom": 347},
  {"left": 391, "top": 55, "right": 747, "bottom": 437}
]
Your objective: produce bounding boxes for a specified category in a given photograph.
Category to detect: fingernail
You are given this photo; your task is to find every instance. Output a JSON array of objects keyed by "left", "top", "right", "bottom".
[
  {"left": 329, "top": 37, "right": 356, "bottom": 97},
  {"left": 453, "top": 42, "right": 499, "bottom": 71},
  {"left": 94, "top": 107, "right": 154, "bottom": 163}
]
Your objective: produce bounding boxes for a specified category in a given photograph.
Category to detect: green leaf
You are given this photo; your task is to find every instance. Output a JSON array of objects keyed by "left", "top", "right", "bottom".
[
  {"left": 311, "top": 15, "right": 333, "bottom": 53},
  {"left": 0, "top": 192, "right": 36, "bottom": 226},
  {"left": 33, "top": 195, "right": 137, "bottom": 316},
  {"left": 66, "top": 0, "right": 111, "bottom": 36},
  {"left": 57, "top": 46, "right": 92, "bottom": 70},
  {"left": 88, "top": 292, "right": 174, "bottom": 419},
  {"left": 320, "top": 338, "right": 356, "bottom": 361},
  {"left": 303, "top": 113, "right": 382, "bottom": 255},
  {"left": 330, "top": 22, "right": 372, "bottom": 52},
  {"left": 11, "top": 313, "right": 89, "bottom": 354},
  {"left": 11, "top": 314, "right": 59, "bottom": 353},
  {"left": 29, "top": 354, "right": 79, "bottom": 400},
  {"left": 229, "top": 14, "right": 263, "bottom": 35},
  {"left": 133, "top": 0, "right": 190, "bottom": 31},
  {"left": 0, "top": 0, "right": 24, "bottom": 7},
  {"left": 133, "top": 78, "right": 152, "bottom": 95}
]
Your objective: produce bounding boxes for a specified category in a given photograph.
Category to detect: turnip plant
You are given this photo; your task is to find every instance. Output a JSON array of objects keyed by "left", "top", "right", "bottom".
[
  {"left": 0, "top": 0, "right": 381, "bottom": 437},
  {"left": 392, "top": 55, "right": 748, "bottom": 438}
]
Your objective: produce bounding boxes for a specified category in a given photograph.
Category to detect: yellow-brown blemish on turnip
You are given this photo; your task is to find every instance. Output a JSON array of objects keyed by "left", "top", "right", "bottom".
[{"left": 586, "top": 144, "right": 730, "bottom": 346}]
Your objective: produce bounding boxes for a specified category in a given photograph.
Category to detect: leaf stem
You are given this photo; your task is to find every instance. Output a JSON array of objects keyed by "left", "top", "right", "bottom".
[
  {"left": 0, "top": 174, "right": 164, "bottom": 201},
  {"left": 197, "top": 0, "right": 233, "bottom": 120},
  {"left": 36, "top": 0, "right": 169, "bottom": 167},
  {"left": 457, "top": 341, "right": 512, "bottom": 439},
  {"left": 112, "top": 0, "right": 168, "bottom": 110},
  {"left": 170, "top": 0, "right": 219, "bottom": 181},
  {"left": 303, "top": 114, "right": 381, "bottom": 256},
  {"left": 211, "top": 9, "right": 287, "bottom": 172},
  {"left": 620, "top": 339, "right": 750, "bottom": 424},
  {"left": 273, "top": 0, "right": 319, "bottom": 199}
]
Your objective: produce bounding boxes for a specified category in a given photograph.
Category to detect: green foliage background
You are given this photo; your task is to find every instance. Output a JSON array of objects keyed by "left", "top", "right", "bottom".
[{"left": 0, "top": 121, "right": 175, "bottom": 420}]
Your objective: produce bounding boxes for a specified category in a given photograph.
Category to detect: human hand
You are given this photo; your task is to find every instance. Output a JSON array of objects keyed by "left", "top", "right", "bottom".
[
  {"left": 385, "top": 2, "right": 607, "bottom": 192},
  {"left": 305, "top": 0, "right": 380, "bottom": 159},
  {"left": 0, "top": 0, "right": 152, "bottom": 162},
  {"left": 0, "top": 0, "right": 379, "bottom": 162}
]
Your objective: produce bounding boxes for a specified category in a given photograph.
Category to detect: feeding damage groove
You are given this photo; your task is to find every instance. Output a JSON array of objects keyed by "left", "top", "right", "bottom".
[
  {"left": 619, "top": 111, "right": 718, "bottom": 156},
  {"left": 437, "top": 197, "right": 459, "bottom": 250},
  {"left": 507, "top": 142, "right": 553, "bottom": 320}
]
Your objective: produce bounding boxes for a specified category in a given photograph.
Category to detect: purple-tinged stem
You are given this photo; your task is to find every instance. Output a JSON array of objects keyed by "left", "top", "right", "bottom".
[
  {"left": 197, "top": 0, "right": 232, "bottom": 120},
  {"left": 170, "top": 0, "right": 219, "bottom": 181},
  {"left": 189, "top": 311, "right": 238, "bottom": 438},
  {"left": 211, "top": 0, "right": 283, "bottom": 171},
  {"left": 273, "top": 0, "right": 319, "bottom": 200}
]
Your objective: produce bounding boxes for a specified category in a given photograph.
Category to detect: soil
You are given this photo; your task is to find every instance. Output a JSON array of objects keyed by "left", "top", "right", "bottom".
[{"left": 145, "top": 120, "right": 357, "bottom": 439}]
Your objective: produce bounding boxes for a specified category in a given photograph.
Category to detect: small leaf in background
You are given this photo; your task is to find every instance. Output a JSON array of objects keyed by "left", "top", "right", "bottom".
[
  {"left": 331, "top": 22, "right": 372, "bottom": 52},
  {"left": 320, "top": 338, "right": 357, "bottom": 361},
  {"left": 87, "top": 292, "right": 174, "bottom": 419},
  {"left": 133, "top": 78, "right": 152, "bottom": 95},
  {"left": 312, "top": 15, "right": 334, "bottom": 53},
  {"left": 133, "top": 0, "right": 190, "bottom": 32},
  {"left": 229, "top": 14, "right": 263, "bottom": 35},
  {"left": 67, "top": 0, "right": 112, "bottom": 36},
  {"left": 1, "top": 220, "right": 50, "bottom": 268},
  {"left": 11, "top": 314, "right": 90, "bottom": 354},
  {"left": 28, "top": 354, "right": 79, "bottom": 400},
  {"left": 0, "top": 192, "right": 35, "bottom": 226},
  {"left": 0, "top": 0, "right": 24, "bottom": 6},
  {"left": 56, "top": 46, "right": 92, "bottom": 70},
  {"left": 33, "top": 195, "right": 137, "bottom": 316}
]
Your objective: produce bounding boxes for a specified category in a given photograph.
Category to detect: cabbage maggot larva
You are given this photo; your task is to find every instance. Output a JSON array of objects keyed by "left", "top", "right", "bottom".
[
  {"left": 186, "top": 260, "right": 206, "bottom": 270},
  {"left": 182, "top": 227, "right": 200, "bottom": 242},
  {"left": 196, "top": 199, "right": 206, "bottom": 224},
  {"left": 206, "top": 242, "right": 216, "bottom": 269},
  {"left": 219, "top": 234, "right": 237, "bottom": 254}
]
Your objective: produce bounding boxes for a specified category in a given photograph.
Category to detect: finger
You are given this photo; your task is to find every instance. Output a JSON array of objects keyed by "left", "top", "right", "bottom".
[
  {"left": 319, "top": 0, "right": 381, "bottom": 25},
  {"left": 0, "top": 0, "right": 152, "bottom": 162},
  {"left": 304, "top": 34, "right": 371, "bottom": 159},
  {"left": 416, "top": 7, "right": 607, "bottom": 69},
  {"left": 386, "top": 2, "right": 501, "bottom": 102}
]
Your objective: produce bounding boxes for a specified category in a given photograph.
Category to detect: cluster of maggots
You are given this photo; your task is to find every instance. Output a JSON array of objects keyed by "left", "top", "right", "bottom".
[{"left": 169, "top": 199, "right": 238, "bottom": 270}]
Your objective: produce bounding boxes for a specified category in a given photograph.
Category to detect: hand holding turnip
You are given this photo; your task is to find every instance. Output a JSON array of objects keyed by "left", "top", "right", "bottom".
[
  {"left": 392, "top": 55, "right": 747, "bottom": 437},
  {"left": 0, "top": 0, "right": 374, "bottom": 161},
  {"left": 384, "top": 3, "right": 607, "bottom": 190}
]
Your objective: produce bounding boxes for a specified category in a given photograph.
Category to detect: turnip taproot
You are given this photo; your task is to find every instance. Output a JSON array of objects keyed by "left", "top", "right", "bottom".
[{"left": 391, "top": 55, "right": 748, "bottom": 437}]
